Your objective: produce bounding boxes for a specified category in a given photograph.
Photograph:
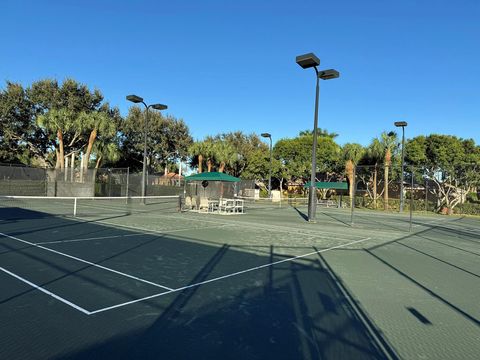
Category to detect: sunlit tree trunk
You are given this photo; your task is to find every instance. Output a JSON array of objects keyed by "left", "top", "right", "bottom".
[
  {"left": 57, "top": 129, "right": 65, "bottom": 169},
  {"left": 84, "top": 128, "right": 97, "bottom": 169},
  {"left": 346, "top": 160, "right": 354, "bottom": 209},
  {"left": 198, "top": 154, "right": 203, "bottom": 173}
]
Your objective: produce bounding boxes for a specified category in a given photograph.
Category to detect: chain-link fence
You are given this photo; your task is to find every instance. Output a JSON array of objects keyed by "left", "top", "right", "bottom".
[
  {"left": 0, "top": 164, "right": 47, "bottom": 196},
  {"left": 348, "top": 163, "right": 480, "bottom": 217},
  {"left": 0, "top": 165, "right": 186, "bottom": 198}
]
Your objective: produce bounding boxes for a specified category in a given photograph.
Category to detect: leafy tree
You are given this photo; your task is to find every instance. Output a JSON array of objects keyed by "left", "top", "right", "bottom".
[
  {"left": 298, "top": 128, "right": 338, "bottom": 139},
  {"left": 213, "top": 140, "right": 237, "bottom": 173},
  {"left": 406, "top": 134, "right": 480, "bottom": 211},
  {"left": 213, "top": 132, "right": 267, "bottom": 177},
  {"left": 0, "top": 82, "right": 47, "bottom": 165},
  {"left": 30, "top": 78, "right": 115, "bottom": 169},
  {"left": 120, "top": 107, "right": 192, "bottom": 173},
  {"left": 274, "top": 131, "right": 342, "bottom": 183}
]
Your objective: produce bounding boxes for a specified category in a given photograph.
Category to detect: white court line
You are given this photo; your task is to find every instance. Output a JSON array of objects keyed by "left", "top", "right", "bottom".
[
  {"left": 0, "top": 266, "right": 91, "bottom": 315},
  {"left": 0, "top": 231, "right": 173, "bottom": 291},
  {"left": 88, "top": 236, "right": 372, "bottom": 315},
  {"left": 37, "top": 224, "right": 232, "bottom": 245},
  {"left": 37, "top": 232, "right": 147, "bottom": 244}
]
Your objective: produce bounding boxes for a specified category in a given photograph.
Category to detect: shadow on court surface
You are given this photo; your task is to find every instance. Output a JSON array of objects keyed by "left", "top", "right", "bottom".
[
  {"left": 58, "top": 254, "right": 395, "bottom": 360},
  {"left": 0, "top": 207, "right": 397, "bottom": 360}
]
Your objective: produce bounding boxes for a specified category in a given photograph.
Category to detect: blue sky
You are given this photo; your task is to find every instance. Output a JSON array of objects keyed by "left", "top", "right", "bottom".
[{"left": 1, "top": 0, "right": 479, "bottom": 147}]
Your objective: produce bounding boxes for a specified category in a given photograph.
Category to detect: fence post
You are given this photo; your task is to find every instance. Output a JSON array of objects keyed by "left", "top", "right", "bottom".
[
  {"left": 410, "top": 165, "right": 414, "bottom": 232},
  {"left": 126, "top": 167, "right": 130, "bottom": 203}
]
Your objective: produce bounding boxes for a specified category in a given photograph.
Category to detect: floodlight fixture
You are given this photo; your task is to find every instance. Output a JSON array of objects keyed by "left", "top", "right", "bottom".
[
  {"left": 296, "top": 52, "right": 340, "bottom": 222},
  {"left": 394, "top": 121, "right": 408, "bottom": 127},
  {"left": 318, "top": 69, "right": 340, "bottom": 80},
  {"left": 151, "top": 104, "right": 168, "bottom": 111},
  {"left": 126, "top": 94, "right": 168, "bottom": 203},
  {"left": 261, "top": 133, "right": 271, "bottom": 138},
  {"left": 126, "top": 94, "right": 144, "bottom": 103},
  {"left": 296, "top": 53, "right": 320, "bottom": 69}
]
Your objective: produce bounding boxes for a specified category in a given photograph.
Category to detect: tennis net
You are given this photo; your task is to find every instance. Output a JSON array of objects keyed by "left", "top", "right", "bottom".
[
  {"left": 0, "top": 195, "right": 181, "bottom": 219},
  {"left": 235, "top": 196, "right": 309, "bottom": 210}
]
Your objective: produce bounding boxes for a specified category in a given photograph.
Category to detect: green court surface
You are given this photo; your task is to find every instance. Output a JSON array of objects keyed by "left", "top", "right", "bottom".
[{"left": 1, "top": 203, "right": 479, "bottom": 359}]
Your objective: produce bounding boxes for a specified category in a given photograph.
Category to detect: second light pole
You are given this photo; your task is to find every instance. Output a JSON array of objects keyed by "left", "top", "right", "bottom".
[
  {"left": 394, "top": 121, "right": 408, "bottom": 212},
  {"left": 261, "top": 133, "right": 272, "bottom": 198},
  {"left": 126, "top": 94, "right": 168, "bottom": 203},
  {"left": 296, "top": 53, "right": 340, "bottom": 222}
]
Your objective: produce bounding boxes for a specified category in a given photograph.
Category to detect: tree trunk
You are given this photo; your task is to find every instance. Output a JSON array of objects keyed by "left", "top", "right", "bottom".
[
  {"left": 55, "top": 149, "right": 61, "bottom": 169},
  {"left": 84, "top": 128, "right": 97, "bottom": 169},
  {"left": 219, "top": 162, "right": 225, "bottom": 173},
  {"left": 346, "top": 160, "right": 354, "bottom": 209},
  {"left": 57, "top": 129, "right": 65, "bottom": 169},
  {"left": 207, "top": 159, "right": 212, "bottom": 172},
  {"left": 198, "top": 154, "right": 203, "bottom": 173},
  {"left": 95, "top": 155, "right": 102, "bottom": 169}
]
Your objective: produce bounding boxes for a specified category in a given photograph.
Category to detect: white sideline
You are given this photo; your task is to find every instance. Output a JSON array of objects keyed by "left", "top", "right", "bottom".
[
  {"left": 0, "top": 231, "right": 173, "bottom": 291},
  {"left": 88, "top": 236, "right": 372, "bottom": 315},
  {"left": 0, "top": 266, "right": 91, "bottom": 315}
]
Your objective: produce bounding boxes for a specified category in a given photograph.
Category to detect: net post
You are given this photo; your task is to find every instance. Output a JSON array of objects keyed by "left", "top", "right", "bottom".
[
  {"left": 125, "top": 167, "right": 130, "bottom": 204},
  {"left": 74, "top": 197, "right": 77, "bottom": 217}
]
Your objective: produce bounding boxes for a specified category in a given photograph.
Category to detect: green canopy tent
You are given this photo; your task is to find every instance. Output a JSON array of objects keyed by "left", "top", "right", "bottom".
[
  {"left": 303, "top": 181, "right": 348, "bottom": 207},
  {"left": 185, "top": 172, "right": 241, "bottom": 183},
  {"left": 184, "top": 172, "right": 241, "bottom": 199},
  {"left": 303, "top": 181, "right": 348, "bottom": 190}
]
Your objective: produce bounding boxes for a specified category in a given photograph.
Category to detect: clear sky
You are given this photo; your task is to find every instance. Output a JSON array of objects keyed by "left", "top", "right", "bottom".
[{"left": 1, "top": 0, "right": 479, "bottom": 146}]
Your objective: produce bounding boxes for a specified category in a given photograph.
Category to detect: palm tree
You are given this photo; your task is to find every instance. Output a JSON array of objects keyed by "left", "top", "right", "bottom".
[
  {"left": 189, "top": 140, "right": 212, "bottom": 173},
  {"left": 342, "top": 143, "right": 364, "bottom": 208},
  {"left": 213, "top": 141, "right": 236, "bottom": 173},
  {"left": 365, "top": 138, "right": 384, "bottom": 209},
  {"left": 80, "top": 111, "right": 116, "bottom": 169},
  {"left": 37, "top": 108, "right": 76, "bottom": 169}
]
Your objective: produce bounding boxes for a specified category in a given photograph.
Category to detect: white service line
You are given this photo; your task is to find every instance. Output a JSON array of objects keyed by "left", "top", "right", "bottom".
[
  {"left": 37, "top": 224, "right": 231, "bottom": 245},
  {"left": 88, "top": 236, "right": 372, "bottom": 315},
  {"left": 0, "top": 266, "right": 91, "bottom": 315},
  {"left": 37, "top": 232, "right": 147, "bottom": 244},
  {"left": 0, "top": 231, "right": 173, "bottom": 291}
]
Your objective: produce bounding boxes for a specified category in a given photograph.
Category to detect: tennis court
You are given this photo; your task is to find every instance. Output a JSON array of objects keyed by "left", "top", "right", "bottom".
[{"left": 1, "top": 196, "right": 479, "bottom": 359}]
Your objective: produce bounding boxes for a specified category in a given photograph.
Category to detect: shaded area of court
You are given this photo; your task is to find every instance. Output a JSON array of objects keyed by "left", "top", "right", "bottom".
[
  {"left": 0, "top": 206, "right": 392, "bottom": 360},
  {"left": 1, "top": 203, "right": 479, "bottom": 359}
]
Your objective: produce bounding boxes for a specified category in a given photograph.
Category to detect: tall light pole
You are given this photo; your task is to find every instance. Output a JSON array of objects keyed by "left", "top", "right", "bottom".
[
  {"left": 296, "top": 53, "right": 340, "bottom": 222},
  {"left": 126, "top": 95, "right": 167, "bottom": 203},
  {"left": 394, "top": 121, "right": 408, "bottom": 212},
  {"left": 261, "top": 133, "right": 273, "bottom": 198}
]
